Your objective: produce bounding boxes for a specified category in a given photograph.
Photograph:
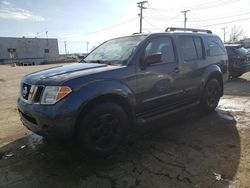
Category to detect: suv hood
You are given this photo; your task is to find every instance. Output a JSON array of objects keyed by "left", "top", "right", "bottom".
[{"left": 23, "top": 63, "right": 121, "bottom": 85}]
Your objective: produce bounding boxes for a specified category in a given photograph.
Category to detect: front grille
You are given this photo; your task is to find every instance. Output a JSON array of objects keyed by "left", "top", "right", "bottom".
[
  {"left": 33, "top": 86, "right": 44, "bottom": 103},
  {"left": 20, "top": 83, "right": 44, "bottom": 103}
]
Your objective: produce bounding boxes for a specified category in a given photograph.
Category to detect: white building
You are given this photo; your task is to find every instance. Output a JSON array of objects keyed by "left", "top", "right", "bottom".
[{"left": 0, "top": 37, "right": 59, "bottom": 65}]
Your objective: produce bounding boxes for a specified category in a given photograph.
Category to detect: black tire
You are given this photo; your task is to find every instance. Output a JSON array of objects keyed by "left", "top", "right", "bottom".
[
  {"left": 200, "top": 79, "right": 221, "bottom": 112},
  {"left": 77, "top": 102, "right": 128, "bottom": 157}
]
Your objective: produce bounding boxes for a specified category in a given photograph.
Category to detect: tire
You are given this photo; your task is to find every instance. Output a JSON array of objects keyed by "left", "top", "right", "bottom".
[
  {"left": 200, "top": 79, "right": 221, "bottom": 112},
  {"left": 77, "top": 102, "right": 128, "bottom": 157}
]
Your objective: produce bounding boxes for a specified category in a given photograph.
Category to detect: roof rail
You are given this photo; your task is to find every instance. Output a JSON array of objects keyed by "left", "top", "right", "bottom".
[{"left": 165, "top": 27, "right": 212, "bottom": 34}]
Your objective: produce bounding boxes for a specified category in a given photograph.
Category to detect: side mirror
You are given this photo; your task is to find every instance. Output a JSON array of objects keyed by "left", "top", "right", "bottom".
[{"left": 142, "top": 53, "right": 162, "bottom": 69}]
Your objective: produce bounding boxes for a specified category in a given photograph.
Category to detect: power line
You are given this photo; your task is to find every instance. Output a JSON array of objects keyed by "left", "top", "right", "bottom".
[
  {"left": 147, "top": 7, "right": 177, "bottom": 12},
  {"left": 192, "top": 11, "right": 250, "bottom": 22},
  {"left": 144, "top": 19, "right": 159, "bottom": 30},
  {"left": 187, "top": 0, "right": 239, "bottom": 11},
  {"left": 145, "top": 9, "right": 164, "bottom": 18},
  {"left": 144, "top": 10, "right": 250, "bottom": 24},
  {"left": 147, "top": 7, "right": 166, "bottom": 18},
  {"left": 144, "top": 10, "right": 181, "bottom": 21},
  {"left": 201, "top": 17, "right": 250, "bottom": 27},
  {"left": 144, "top": 16, "right": 182, "bottom": 22}
]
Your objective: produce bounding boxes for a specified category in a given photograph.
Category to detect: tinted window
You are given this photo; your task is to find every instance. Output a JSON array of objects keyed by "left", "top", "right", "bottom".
[
  {"left": 144, "top": 37, "right": 175, "bottom": 63},
  {"left": 208, "top": 36, "right": 226, "bottom": 56},
  {"left": 179, "top": 36, "right": 197, "bottom": 61},
  {"left": 193, "top": 37, "right": 204, "bottom": 59}
]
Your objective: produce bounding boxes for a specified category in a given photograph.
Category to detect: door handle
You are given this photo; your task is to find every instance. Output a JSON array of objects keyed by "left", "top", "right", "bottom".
[{"left": 174, "top": 67, "right": 180, "bottom": 73}]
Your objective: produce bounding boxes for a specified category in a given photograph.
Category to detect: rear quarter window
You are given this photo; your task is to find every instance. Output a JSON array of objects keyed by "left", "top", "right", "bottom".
[{"left": 208, "top": 36, "right": 226, "bottom": 56}]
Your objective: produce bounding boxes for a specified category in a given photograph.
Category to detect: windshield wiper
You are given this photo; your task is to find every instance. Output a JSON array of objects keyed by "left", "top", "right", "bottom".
[
  {"left": 90, "top": 60, "right": 106, "bottom": 64},
  {"left": 79, "top": 59, "right": 87, "bottom": 63},
  {"left": 89, "top": 60, "right": 123, "bottom": 65}
]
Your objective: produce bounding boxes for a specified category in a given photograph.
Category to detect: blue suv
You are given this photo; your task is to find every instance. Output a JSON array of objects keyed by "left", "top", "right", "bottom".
[
  {"left": 18, "top": 28, "right": 228, "bottom": 156},
  {"left": 224, "top": 44, "right": 250, "bottom": 78}
]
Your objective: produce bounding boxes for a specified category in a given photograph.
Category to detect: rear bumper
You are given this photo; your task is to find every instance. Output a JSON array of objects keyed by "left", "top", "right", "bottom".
[
  {"left": 229, "top": 61, "right": 250, "bottom": 75},
  {"left": 17, "top": 98, "right": 76, "bottom": 139}
]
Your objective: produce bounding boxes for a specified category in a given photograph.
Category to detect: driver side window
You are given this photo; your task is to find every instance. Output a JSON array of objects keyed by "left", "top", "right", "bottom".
[{"left": 144, "top": 37, "right": 176, "bottom": 64}]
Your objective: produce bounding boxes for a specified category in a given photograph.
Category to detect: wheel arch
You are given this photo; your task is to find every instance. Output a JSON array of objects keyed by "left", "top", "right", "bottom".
[
  {"left": 75, "top": 93, "right": 135, "bottom": 136},
  {"left": 206, "top": 72, "right": 223, "bottom": 96},
  {"left": 202, "top": 65, "right": 224, "bottom": 96}
]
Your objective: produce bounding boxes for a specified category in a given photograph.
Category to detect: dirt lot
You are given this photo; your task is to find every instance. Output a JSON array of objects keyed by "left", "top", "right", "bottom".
[{"left": 0, "top": 64, "right": 250, "bottom": 188}]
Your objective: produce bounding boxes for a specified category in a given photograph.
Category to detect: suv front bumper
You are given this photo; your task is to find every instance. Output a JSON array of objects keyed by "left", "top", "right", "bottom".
[{"left": 17, "top": 98, "right": 76, "bottom": 139}]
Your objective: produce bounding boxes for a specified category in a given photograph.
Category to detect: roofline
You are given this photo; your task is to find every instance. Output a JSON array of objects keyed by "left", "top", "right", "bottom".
[{"left": 0, "top": 37, "right": 58, "bottom": 40}]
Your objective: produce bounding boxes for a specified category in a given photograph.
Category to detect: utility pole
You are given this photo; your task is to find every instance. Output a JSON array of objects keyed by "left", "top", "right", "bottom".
[
  {"left": 64, "top": 41, "right": 67, "bottom": 54},
  {"left": 137, "top": 1, "right": 147, "bottom": 33},
  {"left": 181, "top": 10, "right": 190, "bottom": 29},
  {"left": 86, "top": 42, "right": 89, "bottom": 53},
  {"left": 46, "top": 31, "right": 48, "bottom": 39},
  {"left": 222, "top": 27, "right": 227, "bottom": 42}
]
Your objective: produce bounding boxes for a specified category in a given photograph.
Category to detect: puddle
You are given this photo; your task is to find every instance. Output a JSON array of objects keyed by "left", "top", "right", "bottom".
[
  {"left": 216, "top": 110, "right": 235, "bottom": 121},
  {"left": 219, "top": 97, "right": 250, "bottom": 113},
  {"left": 27, "top": 133, "right": 43, "bottom": 150}
]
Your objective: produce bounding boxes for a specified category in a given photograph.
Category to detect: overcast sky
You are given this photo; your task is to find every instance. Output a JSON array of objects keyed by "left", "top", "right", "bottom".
[{"left": 0, "top": 0, "right": 250, "bottom": 54}]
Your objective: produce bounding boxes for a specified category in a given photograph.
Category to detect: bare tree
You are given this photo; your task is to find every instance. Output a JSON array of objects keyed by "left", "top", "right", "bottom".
[{"left": 229, "top": 26, "right": 245, "bottom": 42}]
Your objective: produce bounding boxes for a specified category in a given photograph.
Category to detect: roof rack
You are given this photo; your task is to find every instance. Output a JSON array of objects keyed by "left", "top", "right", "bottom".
[{"left": 165, "top": 27, "right": 212, "bottom": 34}]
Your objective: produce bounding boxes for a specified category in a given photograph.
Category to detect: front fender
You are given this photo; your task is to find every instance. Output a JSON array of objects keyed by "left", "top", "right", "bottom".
[{"left": 74, "top": 79, "right": 136, "bottom": 115}]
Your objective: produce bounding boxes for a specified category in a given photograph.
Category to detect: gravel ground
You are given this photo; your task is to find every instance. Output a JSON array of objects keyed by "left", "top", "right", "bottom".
[{"left": 0, "top": 64, "right": 249, "bottom": 188}]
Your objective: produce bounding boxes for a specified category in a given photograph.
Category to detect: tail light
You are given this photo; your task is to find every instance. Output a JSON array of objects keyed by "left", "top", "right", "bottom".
[{"left": 232, "top": 55, "right": 247, "bottom": 63}]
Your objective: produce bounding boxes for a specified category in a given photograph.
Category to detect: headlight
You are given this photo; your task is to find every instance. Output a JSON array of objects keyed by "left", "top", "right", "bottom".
[{"left": 41, "top": 86, "right": 72, "bottom": 104}]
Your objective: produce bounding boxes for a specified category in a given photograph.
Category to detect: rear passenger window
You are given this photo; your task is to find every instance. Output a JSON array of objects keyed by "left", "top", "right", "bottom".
[
  {"left": 193, "top": 37, "right": 204, "bottom": 59},
  {"left": 179, "top": 36, "right": 197, "bottom": 61},
  {"left": 144, "top": 37, "right": 176, "bottom": 64},
  {"left": 208, "top": 36, "right": 226, "bottom": 56}
]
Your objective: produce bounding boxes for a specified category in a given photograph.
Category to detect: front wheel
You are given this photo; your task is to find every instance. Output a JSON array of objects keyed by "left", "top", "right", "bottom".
[
  {"left": 200, "top": 79, "right": 222, "bottom": 112},
  {"left": 77, "top": 102, "right": 128, "bottom": 157}
]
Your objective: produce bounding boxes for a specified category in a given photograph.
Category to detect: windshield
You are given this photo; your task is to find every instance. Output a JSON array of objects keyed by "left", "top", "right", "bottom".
[{"left": 84, "top": 35, "right": 146, "bottom": 65}]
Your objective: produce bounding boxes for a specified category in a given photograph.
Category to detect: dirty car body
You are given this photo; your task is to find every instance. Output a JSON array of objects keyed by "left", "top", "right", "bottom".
[{"left": 17, "top": 28, "right": 228, "bottom": 155}]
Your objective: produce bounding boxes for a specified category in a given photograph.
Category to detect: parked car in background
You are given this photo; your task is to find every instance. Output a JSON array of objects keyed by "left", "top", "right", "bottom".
[
  {"left": 18, "top": 28, "right": 228, "bottom": 156},
  {"left": 224, "top": 44, "right": 250, "bottom": 78}
]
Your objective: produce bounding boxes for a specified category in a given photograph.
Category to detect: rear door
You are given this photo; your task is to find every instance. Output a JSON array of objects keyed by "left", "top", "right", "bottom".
[{"left": 177, "top": 35, "right": 206, "bottom": 101}]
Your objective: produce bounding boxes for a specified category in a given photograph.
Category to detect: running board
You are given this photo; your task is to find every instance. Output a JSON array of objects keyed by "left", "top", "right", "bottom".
[{"left": 136, "top": 101, "right": 200, "bottom": 125}]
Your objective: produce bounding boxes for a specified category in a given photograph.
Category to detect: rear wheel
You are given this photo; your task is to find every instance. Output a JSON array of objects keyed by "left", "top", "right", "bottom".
[
  {"left": 77, "top": 103, "right": 128, "bottom": 157},
  {"left": 200, "top": 79, "right": 221, "bottom": 112}
]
